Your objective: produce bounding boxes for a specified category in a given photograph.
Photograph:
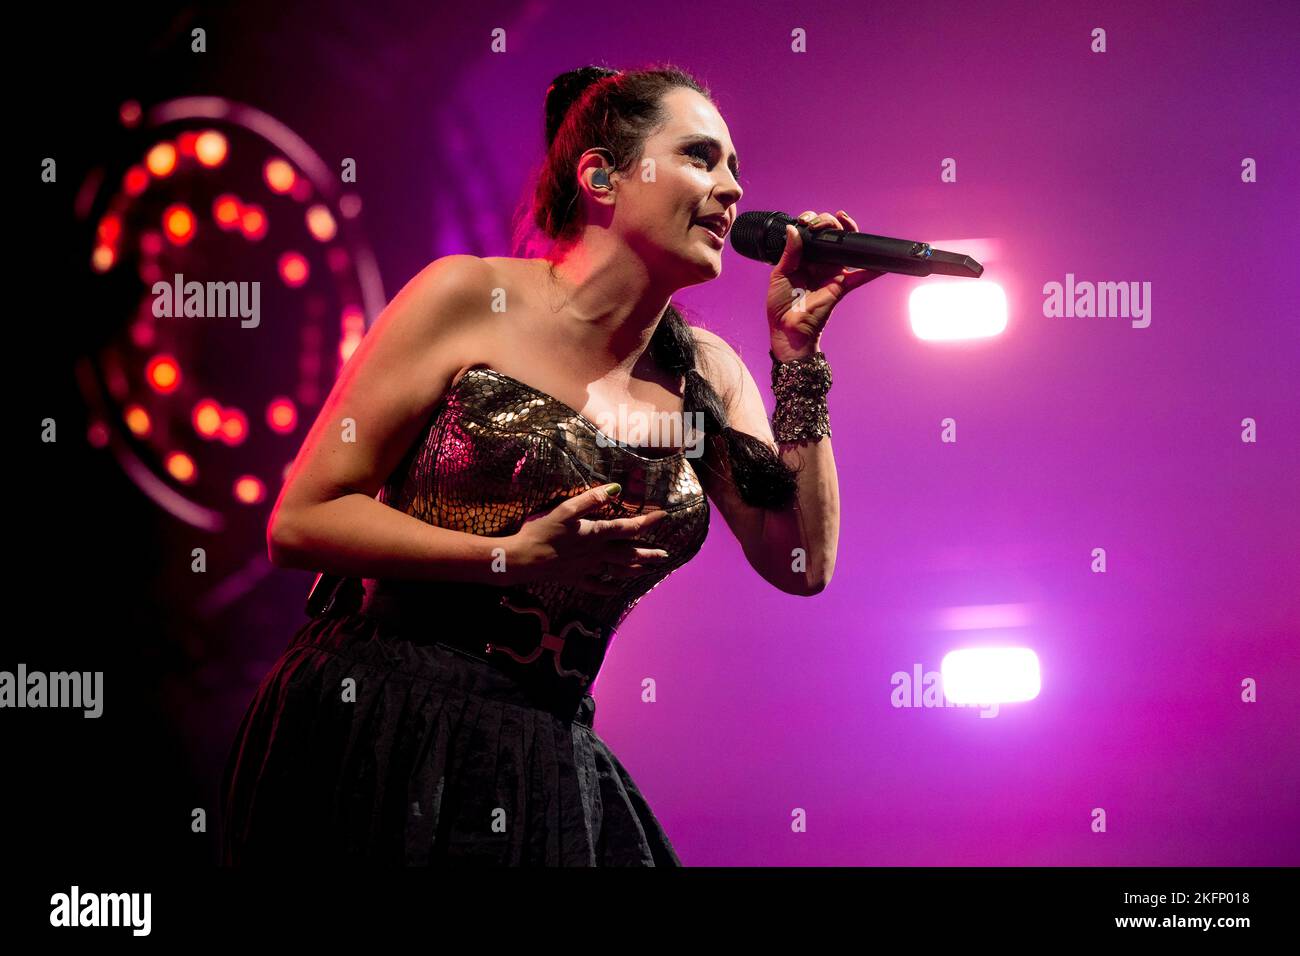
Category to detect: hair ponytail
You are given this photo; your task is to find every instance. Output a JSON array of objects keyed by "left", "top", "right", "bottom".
[{"left": 651, "top": 304, "right": 798, "bottom": 508}]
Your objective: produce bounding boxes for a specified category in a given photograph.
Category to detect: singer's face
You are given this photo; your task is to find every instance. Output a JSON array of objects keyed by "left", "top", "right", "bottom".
[{"left": 618, "top": 88, "right": 743, "bottom": 285}]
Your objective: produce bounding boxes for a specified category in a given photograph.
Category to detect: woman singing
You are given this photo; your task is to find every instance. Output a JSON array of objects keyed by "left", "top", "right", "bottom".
[{"left": 219, "top": 63, "right": 880, "bottom": 866}]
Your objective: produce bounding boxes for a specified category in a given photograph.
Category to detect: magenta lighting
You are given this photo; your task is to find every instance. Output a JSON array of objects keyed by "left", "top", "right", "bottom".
[
  {"left": 941, "top": 647, "right": 1042, "bottom": 704},
  {"left": 936, "top": 603, "right": 1034, "bottom": 631},
  {"left": 909, "top": 279, "right": 1008, "bottom": 341}
]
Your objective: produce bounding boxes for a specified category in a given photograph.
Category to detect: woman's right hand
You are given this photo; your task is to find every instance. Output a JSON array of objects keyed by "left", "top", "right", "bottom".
[{"left": 505, "top": 483, "right": 672, "bottom": 595}]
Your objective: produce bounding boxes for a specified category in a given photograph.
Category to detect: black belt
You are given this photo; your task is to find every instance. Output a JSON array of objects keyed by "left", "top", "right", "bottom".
[{"left": 307, "top": 574, "right": 606, "bottom": 719}]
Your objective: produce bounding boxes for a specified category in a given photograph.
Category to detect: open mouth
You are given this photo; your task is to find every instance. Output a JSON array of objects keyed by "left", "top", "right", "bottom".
[{"left": 692, "top": 219, "right": 726, "bottom": 246}]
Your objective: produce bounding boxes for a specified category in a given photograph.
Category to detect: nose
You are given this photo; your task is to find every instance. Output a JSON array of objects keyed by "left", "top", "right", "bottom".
[{"left": 715, "top": 170, "right": 742, "bottom": 207}]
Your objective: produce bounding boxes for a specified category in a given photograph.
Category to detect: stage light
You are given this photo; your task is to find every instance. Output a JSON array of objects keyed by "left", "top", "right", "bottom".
[
  {"left": 129, "top": 319, "right": 154, "bottom": 348},
  {"left": 166, "top": 452, "right": 197, "bottom": 484},
  {"left": 145, "top": 142, "right": 177, "bottom": 177},
  {"left": 194, "top": 130, "right": 228, "bottom": 167},
  {"left": 266, "top": 397, "right": 297, "bottom": 433},
  {"left": 213, "top": 194, "right": 242, "bottom": 229},
  {"left": 305, "top": 205, "right": 336, "bottom": 242},
  {"left": 87, "top": 422, "right": 110, "bottom": 448},
  {"left": 76, "top": 96, "right": 385, "bottom": 550},
  {"left": 233, "top": 475, "right": 266, "bottom": 504},
  {"left": 119, "top": 101, "right": 142, "bottom": 128},
  {"left": 97, "top": 214, "right": 122, "bottom": 245},
  {"left": 940, "top": 647, "right": 1041, "bottom": 704},
  {"left": 239, "top": 204, "right": 267, "bottom": 241},
  {"left": 163, "top": 203, "right": 196, "bottom": 245},
  {"left": 123, "top": 166, "right": 149, "bottom": 197},
  {"left": 341, "top": 306, "right": 365, "bottom": 333},
  {"left": 263, "top": 158, "right": 296, "bottom": 194},
  {"left": 909, "top": 280, "right": 1007, "bottom": 341},
  {"left": 937, "top": 603, "right": 1032, "bottom": 631},
  {"left": 124, "top": 404, "right": 151, "bottom": 437},
  {"left": 146, "top": 354, "right": 181, "bottom": 394},
  {"left": 338, "top": 332, "right": 363, "bottom": 364},
  {"left": 192, "top": 399, "right": 223, "bottom": 438},
  {"left": 279, "top": 251, "right": 309, "bottom": 287},
  {"left": 219, "top": 407, "right": 249, "bottom": 446},
  {"left": 338, "top": 305, "right": 365, "bottom": 366}
]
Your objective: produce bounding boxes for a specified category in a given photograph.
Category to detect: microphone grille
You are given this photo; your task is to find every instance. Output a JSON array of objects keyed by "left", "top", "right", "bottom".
[{"left": 729, "top": 210, "right": 793, "bottom": 264}]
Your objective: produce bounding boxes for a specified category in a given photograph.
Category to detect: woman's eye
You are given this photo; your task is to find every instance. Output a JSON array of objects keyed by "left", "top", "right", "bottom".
[
  {"left": 685, "top": 144, "right": 739, "bottom": 184},
  {"left": 686, "top": 146, "right": 711, "bottom": 167}
]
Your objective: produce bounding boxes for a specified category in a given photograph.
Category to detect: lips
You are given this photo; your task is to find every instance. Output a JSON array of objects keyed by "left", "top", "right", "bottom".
[
  {"left": 691, "top": 214, "right": 729, "bottom": 252},
  {"left": 693, "top": 225, "right": 724, "bottom": 249},
  {"left": 691, "top": 215, "right": 728, "bottom": 239}
]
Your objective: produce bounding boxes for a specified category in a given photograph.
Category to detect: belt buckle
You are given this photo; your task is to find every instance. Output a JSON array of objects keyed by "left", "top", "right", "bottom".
[{"left": 486, "top": 594, "right": 601, "bottom": 687}]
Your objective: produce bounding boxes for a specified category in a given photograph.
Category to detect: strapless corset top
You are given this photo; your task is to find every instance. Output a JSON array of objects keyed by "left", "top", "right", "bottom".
[{"left": 361, "top": 365, "right": 711, "bottom": 690}]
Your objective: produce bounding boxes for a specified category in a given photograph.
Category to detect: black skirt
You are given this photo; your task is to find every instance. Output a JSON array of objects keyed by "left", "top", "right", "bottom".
[{"left": 218, "top": 610, "right": 682, "bottom": 866}]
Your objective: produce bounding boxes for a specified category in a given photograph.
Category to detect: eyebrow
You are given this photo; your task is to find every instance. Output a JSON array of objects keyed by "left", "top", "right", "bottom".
[{"left": 679, "top": 134, "right": 741, "bottom": 178}]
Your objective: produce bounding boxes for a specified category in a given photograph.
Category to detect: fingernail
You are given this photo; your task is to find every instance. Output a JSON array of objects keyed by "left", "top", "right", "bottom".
[{"left": 604, "top": 482, "right": 622, "bottom": 496}]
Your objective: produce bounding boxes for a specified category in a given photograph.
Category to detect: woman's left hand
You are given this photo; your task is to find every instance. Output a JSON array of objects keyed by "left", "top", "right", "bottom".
[{"left": 766, "top": 209, "right": 885, "bottom": 361}]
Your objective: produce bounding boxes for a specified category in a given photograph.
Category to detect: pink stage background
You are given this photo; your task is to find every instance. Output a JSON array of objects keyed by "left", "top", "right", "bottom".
[{"left": 20, "top": 0, "right": 1297, "bottom": 866}]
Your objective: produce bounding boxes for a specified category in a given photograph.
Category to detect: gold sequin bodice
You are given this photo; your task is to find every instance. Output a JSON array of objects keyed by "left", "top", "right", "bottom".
[{"left": 362, "top": 366, "right": 710, "bottom": 685}]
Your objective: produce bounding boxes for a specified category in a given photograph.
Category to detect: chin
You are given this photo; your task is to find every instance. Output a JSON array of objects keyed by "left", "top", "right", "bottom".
[
  {"left": 687, "top": 246, "right": 723, "bottom": 278},
  {"left": 677, "top": 259, "right": 720, "bottom": 287},
  {"left": 659, "top": 249, "right": 721, "bottom": 288}
]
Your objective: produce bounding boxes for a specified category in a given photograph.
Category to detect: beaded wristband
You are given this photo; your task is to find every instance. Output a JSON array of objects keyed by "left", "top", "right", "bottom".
[{"left": 770, "top": 349, "right": 833, "bottom": 443}]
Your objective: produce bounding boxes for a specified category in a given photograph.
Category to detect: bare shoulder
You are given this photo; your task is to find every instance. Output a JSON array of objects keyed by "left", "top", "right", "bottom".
[
  {"left": 352, "top": 254, "right": 503, "bottom": 396},
  {"left": 390, "top": 253, "right": 500, "bottom": 348},
  {"left": 404, "top": 253, "right": 498, "bottom": 312}
]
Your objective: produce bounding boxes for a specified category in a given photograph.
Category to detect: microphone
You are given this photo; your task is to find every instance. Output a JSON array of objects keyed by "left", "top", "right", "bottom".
[{"left": 729, "top": 210, "right": 984, "bottom": 279}]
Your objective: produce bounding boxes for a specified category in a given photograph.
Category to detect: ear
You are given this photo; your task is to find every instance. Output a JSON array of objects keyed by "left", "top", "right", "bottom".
[{"left": 577, "top": 148, "right": 617, "bottom": 205}]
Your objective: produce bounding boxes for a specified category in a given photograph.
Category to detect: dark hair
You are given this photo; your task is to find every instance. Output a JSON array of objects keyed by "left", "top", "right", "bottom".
[{"left": 518, "top": 64, "right": 799, "bottom": 510}]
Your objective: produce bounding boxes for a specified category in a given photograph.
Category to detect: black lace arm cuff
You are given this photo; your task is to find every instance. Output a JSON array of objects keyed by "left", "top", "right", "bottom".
[{"left": 770, "top": 349, "right": 832, "bottom": 443}]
